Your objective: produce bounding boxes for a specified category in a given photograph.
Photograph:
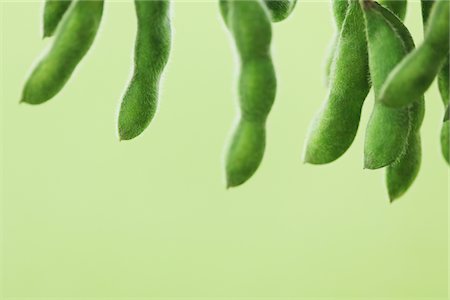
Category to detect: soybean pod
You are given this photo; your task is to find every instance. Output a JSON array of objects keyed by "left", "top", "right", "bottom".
[
  {"left": 362, "top": 0, "right": 413, "bottom": 169},
  {"left": 379, "top": 0, "right": 450, "bottom": 108},
  {"left": 221, "top": 0, "right": 276, "bottom": 187},
  {"left": 421, "top": 0, "right": 449, "bottom": 166},
  {"left": 43, "top": 0, "right": 72, "bottom": 38},
  {"left": 118, "top": 0, "right": 171, "bottom": 140},
  {"left": 264, "top": 0, "right": 297, "bottom": 22},
  {"left": 304, "top": 1, "right": 369, "bottom": 164},
  {"left": 372, "top": 3, "right": 425, "bottom": 200},
  {"left": 22, "top": 0, "right": 104, "bottom": 104}
]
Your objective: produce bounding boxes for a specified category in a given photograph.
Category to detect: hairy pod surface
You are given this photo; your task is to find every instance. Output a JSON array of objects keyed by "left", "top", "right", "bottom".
[
  {"left": 364, "top": 1, "right": 425, "bottom": 200},
  {"left": 362, "top": 0, "right": 414, "bottom": 170},
  {"left": 221, "top": 0, "right": 276, "bottom": 187},
  {"left": 22, "top": 0, "right": 104, "bottom": 104},
  {"left": 324, "top": 0, "right": 406, "bottom": 85},
  {"left": 118, "top": 0, "right": 171, "bottom": 140},
  {"left": 379, "top": 0, "right": 450, "bottom": 108},
  {"left": 43, "top": 0, "right": 72, "bottom": 38},
  {"left": 304, "top": 1, "right": 369, "bottom": 164},
  {"left": 264, "top": 0, "right": 297, "bottom": 22}
]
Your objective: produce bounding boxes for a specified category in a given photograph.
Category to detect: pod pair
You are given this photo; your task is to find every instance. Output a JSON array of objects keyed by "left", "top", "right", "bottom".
[
  {"left": 362, "top": 0, "right": 424, "bottom": 200},
  {"left": 304, "top": 0, "right": 406, "bottom": 165}
]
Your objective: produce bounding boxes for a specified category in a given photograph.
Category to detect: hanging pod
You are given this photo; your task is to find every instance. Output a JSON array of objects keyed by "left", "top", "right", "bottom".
[
  {"left": 379, "top": 0, "right": 449, "bottom": 108},
  {"left": 220, "top": 0, "right": 277, "bottom": 187},
  {"left": 22, "top": 0, "right": 104, "bottom": 104},
  {"left": 117, "top": 0, "right": 171, "bottom": 140}
]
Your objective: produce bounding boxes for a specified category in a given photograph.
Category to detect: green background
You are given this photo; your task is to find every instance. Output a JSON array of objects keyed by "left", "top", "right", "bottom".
[{"left": 0, "top": 1, "right": 448, "bottom": 298}]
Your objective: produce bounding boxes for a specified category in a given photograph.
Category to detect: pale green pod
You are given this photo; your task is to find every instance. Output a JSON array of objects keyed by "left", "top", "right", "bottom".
[
  {"left": 221, "top": 0, "right": 276, "bottom": 187},
  {"left": 304, "top": 1, "right": 369, "bottom": 164},
  {"left": 379, "top": 0, "right": 450, "bottom": 108},
  {"left": 264, "top": 0, "right": 297, "bottom": 22},
  {"left": 22, "top": 0, "right": 104, "bottom": 104},
  {"left": 118, "top": 0, "right": 171, "bottom": 140},
  {"left": 43, "top": 0, "right": 72, "bottom": 37},
  {"left": 362, "top": 0, "right": 413, "bottom": 169}
]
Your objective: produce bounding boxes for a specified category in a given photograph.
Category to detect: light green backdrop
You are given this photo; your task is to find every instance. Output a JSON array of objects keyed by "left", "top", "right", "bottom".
[{"left": 0, "top": 1, "right": 448, "bottom": 298}]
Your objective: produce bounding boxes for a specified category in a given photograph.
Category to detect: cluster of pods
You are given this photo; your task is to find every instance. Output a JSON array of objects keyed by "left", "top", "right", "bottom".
[
  {"left": 304, "top": 0, "right": 449, "bottom": 201},
  {"left": 21, "top": 0, "right": 449, "bottom": 201}
]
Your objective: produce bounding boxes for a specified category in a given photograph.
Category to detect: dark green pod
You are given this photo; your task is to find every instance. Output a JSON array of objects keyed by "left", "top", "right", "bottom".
[
  {"left": 304, "top": 1, "right": 369, "bottom": 164},
  {"left": 43, "top": 0, "right": 72, "bottom": 38},
  {"left": 118, "top": 0, "right": 171, "bottom": 140},
  {"left": 379, "top": 0, "right": 450, "bottom": 108},
  {"left": 420, "top": 0, "right": 434, "bottom": 27},
  {"left": 379, "top": 0, "right": 407, "bottom": 21},
  {"left": 22, "top": 0, "right": 104, "bottom": 105},
  {"left": 221, "top": 0, "right": 276, "bottom": 187},
  {"left": 264, "top": 0, "right": 297, "bottom": 22}
]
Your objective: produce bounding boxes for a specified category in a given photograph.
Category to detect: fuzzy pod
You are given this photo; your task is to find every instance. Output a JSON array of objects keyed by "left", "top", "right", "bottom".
[
  {"left": 264, "top": 0, "right": 297, "bottom": 22},
  {"left": 43, "top": 0, "right": 72, "bottom": 38},
  {"left": 117, "top": 0, "right": 171, "bottom": 140},
  {"left": 304, "top": 1, "right": 369, "bottom": 164},
  {"left": 379, "top": 0, "right": 450, "bottom": 108},
  {"left": 362, "top": 0, "right": 416, "bottom": 169},
  {"left": 363, "top": 1, "right": 425, "bottom": 200},
  {"left": 22, "top": 0, "right": 104, "bottom": 104},
  {"left": 221, "top": 0, "right": 276, "bottom": 187}
]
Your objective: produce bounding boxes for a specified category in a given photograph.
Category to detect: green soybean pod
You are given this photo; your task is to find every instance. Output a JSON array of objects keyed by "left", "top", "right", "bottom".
[
  {"left": 117, "top": 0, "right": 171, "bottom": 141},
  {"left": 324, "top": 0, "right": 349, "bottom": 85},
  {"left": 264, "top": 0, "right": 297, "bottom": 22},
  {"left": 304, "top": 1, "right": 369, "bottom": 164},
  {"left": 21, "top": 0, "right": 104, "bottom": 105},
  {"left": 363, "top": 0, "right": 424, "bottom": 199},
  {"left": 323, "top": 0, "right": 404, "bottom": 85},
  {"left": 362, "top": 0, "right": 412, "bottom": 169},
  {"left": 423, "top": 0, "right": 450, "bottom": 166},
  {"left": 379, "top": 0, "right": 450, "bottom": 108},
  {"left": 43, "top": 0, "right": 72, "bottom": 38},
  {"left": 221, "top": 0, "right": 276, "bottom": 187}
]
